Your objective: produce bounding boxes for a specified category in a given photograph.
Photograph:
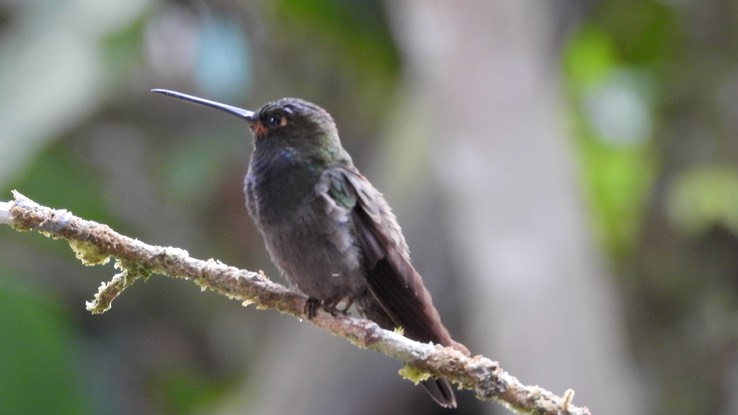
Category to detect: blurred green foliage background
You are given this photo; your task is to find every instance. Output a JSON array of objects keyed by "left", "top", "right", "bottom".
[{"left": 1, "top": 1, "right": 737, "bottom": 414}]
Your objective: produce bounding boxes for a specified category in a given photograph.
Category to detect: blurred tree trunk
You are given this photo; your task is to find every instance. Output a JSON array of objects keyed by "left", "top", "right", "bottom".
[{"left": 384, "top": 1, "right": 643, "bottom": 414}]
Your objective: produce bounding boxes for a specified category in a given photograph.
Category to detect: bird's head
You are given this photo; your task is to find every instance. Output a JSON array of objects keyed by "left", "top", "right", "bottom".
[
  {"left": 152, "top": 89, "right": 343, "bottom": 159},
  {"left": 250, "top": 97, "right": 339, "bottom": 147}
]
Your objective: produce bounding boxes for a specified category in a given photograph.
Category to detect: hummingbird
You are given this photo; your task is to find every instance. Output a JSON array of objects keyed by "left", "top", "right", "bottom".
[{"left": 152, "top": 88, "right": 468, "bottom": 408}]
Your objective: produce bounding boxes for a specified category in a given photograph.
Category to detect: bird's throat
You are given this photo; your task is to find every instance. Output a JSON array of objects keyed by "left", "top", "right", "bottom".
[{"left": 247, "top": 153, "right": 322, "bottom": 223}]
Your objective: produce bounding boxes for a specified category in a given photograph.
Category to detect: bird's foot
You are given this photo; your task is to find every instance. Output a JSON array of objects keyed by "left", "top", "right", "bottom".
[{"left": 304, "top": 298, "right": 320, "bottom": 319}]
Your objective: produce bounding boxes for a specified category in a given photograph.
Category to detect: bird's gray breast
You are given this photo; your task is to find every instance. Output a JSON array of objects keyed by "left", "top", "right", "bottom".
[
  {"left": 244, "top": 155, "right": 365, "bottom": 300},
  {"left": 245, "top": 148, "right": 319, "bottom": 223}
]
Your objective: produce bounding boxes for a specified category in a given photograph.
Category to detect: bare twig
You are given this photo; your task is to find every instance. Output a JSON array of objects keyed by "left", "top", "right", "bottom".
[{"left": 1, "top": 191, "right": 591, "bottom": 415}]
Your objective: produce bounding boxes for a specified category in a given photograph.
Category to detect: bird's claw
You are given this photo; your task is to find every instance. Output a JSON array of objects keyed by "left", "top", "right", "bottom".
[{"left": 304, "top": 298, "right": 320, "bottom": 319}]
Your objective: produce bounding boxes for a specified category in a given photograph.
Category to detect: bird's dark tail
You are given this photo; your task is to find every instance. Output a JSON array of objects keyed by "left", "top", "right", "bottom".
[
  {"left": 347, "top": 182, "right": 467, "bottom": 408},
  {"left": 421, "top": 378, "right": 457, "bottom": 409},
  {"left": 356, "top": 281, "right": 462, "bottom": 409}
]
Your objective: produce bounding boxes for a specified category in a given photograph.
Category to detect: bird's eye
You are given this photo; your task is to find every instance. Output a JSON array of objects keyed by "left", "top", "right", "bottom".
[{"left": 266, "top": 114, "right": 285, "bottom": 128}]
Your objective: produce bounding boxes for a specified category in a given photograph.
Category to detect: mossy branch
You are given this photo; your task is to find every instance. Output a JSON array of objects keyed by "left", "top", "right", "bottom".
[{"left": 0, "top": 191, "right": 590, "bottom": 415}]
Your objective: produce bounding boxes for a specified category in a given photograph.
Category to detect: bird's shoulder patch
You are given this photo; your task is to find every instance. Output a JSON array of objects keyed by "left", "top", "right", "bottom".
[{"left": 316, "top": 167, "right": 358, "bottom": 210}]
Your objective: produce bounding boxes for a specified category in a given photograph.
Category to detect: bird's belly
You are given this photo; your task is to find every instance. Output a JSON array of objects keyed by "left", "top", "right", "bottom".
[{"left": 261, "top": 204, "right": 366, "bottom": 301}]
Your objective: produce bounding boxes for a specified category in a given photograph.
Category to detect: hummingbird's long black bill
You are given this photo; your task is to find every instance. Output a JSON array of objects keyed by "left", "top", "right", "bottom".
[{"left": 151, "top": 89, "right": 255, "bottom": 121}]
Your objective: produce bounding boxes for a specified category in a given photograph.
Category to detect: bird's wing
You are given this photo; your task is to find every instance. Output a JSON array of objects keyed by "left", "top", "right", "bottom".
[
  {"left": 316, "top": 166, "right": 454, "bottom": 347},
  {"left": 317, "top": 166, "right": 463, "bottom": 408}
]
